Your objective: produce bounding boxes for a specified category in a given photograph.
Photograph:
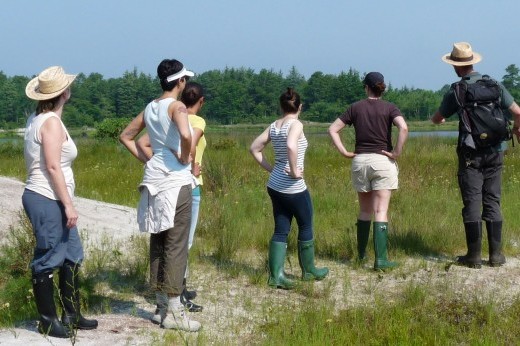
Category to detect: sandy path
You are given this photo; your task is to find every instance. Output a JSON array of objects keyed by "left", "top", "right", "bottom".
[{"left": 0, "top": 176, "right": 139, "bottom": 244}]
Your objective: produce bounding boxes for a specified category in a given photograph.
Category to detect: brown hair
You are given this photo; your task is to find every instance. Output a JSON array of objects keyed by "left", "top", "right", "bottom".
[
  {"left": 279, "top": 88, "right": 301, "bottom": 113},
  {"left": 368, "top": 82, "right": 386, "bottom": 97},
  {"left": 181, "top": 82, "right": 204, "bottom": 107},
  {"left": 36, "top": 94, "right": 62, "bottom": 114}
]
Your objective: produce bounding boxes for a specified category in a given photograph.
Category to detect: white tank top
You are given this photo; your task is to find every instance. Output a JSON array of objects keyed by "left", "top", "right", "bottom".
[
  {"left": 142, "top": 98, "right": 192, "bottom": 188},
  {"left": 24, "top": 112, "right": 77, "bottom": 200}
]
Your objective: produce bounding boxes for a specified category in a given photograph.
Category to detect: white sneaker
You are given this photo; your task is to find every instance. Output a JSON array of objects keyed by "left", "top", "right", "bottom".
[
  {"left": 151, "top": 293, "right": 168, "bottom": 324},
  {"left": 161, "top": 306, "right": 201, "bottom": 332}
]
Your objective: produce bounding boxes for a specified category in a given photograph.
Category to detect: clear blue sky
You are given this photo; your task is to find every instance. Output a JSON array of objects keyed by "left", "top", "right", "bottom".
[{"left": 1, "top": 0, "right": 519, "bottom": 91}]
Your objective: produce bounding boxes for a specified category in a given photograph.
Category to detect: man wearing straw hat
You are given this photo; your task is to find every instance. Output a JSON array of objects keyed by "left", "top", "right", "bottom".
[
  {"left": 431, "top": 42, "right": 520, "bottom": 268},
  {"left": 23, "top": 66, "right": 98, "bottom": 338}
]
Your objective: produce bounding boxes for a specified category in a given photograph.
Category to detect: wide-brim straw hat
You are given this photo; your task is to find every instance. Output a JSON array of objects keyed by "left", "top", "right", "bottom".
[
  {"left": 25, "top": 66, "right": 77, "bottom": 100},
  {"left": 441, "top": 42, "right": 482, "bottom": 66}
]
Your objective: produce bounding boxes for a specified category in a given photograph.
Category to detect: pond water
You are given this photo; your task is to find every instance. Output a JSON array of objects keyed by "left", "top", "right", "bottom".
[
  {"left": 0, "top": 137, "right": 23, "bottom": 144},
  {"left": 408, "top": 131, "right": 457, "bottom": 138}
]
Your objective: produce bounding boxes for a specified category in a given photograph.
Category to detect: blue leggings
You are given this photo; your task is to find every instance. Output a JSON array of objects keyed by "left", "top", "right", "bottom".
[{"left": 267, "top": 187, "right": 313, "bottom": 243}]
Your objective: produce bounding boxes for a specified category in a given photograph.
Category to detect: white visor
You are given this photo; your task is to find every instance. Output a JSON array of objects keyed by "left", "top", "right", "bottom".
[{"left": 166, "top": 67, "right": 195, "bottom": 83}]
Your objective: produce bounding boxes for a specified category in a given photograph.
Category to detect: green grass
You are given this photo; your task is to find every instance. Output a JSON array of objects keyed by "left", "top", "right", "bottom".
[{"left": 2, "top": 122, "right": 520, "bottom": 344}]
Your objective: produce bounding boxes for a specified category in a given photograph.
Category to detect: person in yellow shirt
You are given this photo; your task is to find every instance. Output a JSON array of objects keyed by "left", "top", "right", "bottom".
[{"left": 181, "top": 82, "right": 206, "bottom": 312}]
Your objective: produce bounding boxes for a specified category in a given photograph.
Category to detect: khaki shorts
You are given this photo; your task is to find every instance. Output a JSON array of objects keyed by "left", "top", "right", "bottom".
[{"left": 351, "top": 153, "right": 398, "bottom": 192}]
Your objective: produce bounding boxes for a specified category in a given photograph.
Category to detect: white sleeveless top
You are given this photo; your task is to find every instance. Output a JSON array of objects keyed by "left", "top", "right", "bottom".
[
  {"left": 141, "top": 98, "right": 192, "bottom": 193},
  {"left": 24, "top": 112, "right": 77, "bottom": 200},
  {"left": 267, "top": 119, "right": 307, "bottom": 194}
]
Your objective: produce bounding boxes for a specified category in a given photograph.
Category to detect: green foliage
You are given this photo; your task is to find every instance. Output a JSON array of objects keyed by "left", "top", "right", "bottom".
[
  {"left": 259, "top": 286, "right": 520, "bottom": 345},
  {"left": 94, "top": 117, "right": 133, "bottom": 140},
  {"left": 1, "top": 64, "right": 520, "bottom": 128},
  {"left": 0, "top": 213, "right": 38, "bottom": 326}
]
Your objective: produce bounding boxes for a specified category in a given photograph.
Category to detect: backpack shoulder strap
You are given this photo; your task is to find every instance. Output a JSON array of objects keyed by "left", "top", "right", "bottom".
[{"left": 453, "top": 80, "right": 467, "bottom": 108}]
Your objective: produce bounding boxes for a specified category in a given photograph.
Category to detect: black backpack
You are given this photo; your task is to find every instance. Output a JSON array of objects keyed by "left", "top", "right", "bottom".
[{"left": 453, "top": 75, "right": 512, "bottom": 149}]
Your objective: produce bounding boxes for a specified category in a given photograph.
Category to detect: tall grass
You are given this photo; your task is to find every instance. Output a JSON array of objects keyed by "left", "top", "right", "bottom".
[
  {"left": 1, "top": 127, "right": 520, "bottom": 262},
  {"left": 2, "top": 124, "right": 520, "bottom": 343}
]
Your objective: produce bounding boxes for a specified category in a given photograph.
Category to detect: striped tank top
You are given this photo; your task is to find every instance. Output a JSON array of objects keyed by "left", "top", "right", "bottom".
[{"left": 266, "top": 119, "right": 307, "bottom": 194}]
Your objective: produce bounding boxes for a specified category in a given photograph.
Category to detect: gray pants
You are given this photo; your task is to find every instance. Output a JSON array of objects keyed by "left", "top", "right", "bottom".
[
  {"left": 457, "top": 147, "right": 504, "bottom": 223},
  {"left": 149, "top": 184, "right": 192, "bottom": 296},
  {"left": 22, "top": 189, "right": 84, "bottom": 274}
]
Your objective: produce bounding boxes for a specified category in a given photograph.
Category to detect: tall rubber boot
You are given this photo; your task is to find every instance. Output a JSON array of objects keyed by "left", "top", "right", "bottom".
[
  {"left": 486, "top": 220, "right": 506, "bottom": 267},
  {"left": 356, "top": 220, "right": 371, "bottom": 261},
  {"left": 373, "top": 222, "right": 398, "bottom": 270},
  {"left": 59, "top": 261, "right": 98, "bottom": 330},
  {"left": 298, "top": 239, "right": 329, "bottom": 281},
  {"left": 268, "top": 241, "right": 295, "bottom": 289},
  {"left": 456, "top": 221, "right": 482, "bottom": 269},
  {"left": 32, "top": 271, "right": 70, "bottom": 338}
]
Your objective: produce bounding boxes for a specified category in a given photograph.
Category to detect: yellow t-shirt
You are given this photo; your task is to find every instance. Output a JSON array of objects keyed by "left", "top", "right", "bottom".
[{"left": 189, "top": 114, "right": 207, "bottom": 185}]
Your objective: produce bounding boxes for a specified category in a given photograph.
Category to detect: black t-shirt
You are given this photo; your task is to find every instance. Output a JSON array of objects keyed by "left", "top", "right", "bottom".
[{"left": 339, "top": 98, "right": 402, "bottom": 154}]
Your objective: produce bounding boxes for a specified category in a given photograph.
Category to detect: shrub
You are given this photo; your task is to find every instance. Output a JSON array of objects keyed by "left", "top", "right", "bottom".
[{"left": 94, "top": 117, "right": 133, "bottom": 140}]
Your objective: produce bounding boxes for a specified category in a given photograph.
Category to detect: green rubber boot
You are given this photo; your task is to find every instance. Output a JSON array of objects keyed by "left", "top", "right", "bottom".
[
  {"left": 356, "top": 220, "right": 371, "bottom": 261},
  {"left": 373, "top": 222, "right": 398, "bottom": 270},
  {"left": 297, "top": 239, "right": 329, "bottom": 281},
  {"left": 268, "top": 241, "right": 295, "bottom": 289}
]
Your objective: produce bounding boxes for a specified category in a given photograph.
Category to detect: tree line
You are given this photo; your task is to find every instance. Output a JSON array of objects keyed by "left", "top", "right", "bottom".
[{"left": 1, "top": 64, "right": 519, "bottom": 129}]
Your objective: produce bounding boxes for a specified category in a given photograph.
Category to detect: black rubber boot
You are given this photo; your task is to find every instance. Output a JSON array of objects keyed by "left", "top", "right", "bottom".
[
  {"left": 32, "top": 271, "right": 70, "bottom": 338},
  {"left": 456, "top": 221, "right": 482, "bottom": 269},
  {"left": 486, "top": 220, "right": 506, "bottom": 267},
  {"left": 356, "top": 220, "right": 371, "bottom": 262},
  {"left": 59, "top": 261, "right": 98, "bottom": 330}
]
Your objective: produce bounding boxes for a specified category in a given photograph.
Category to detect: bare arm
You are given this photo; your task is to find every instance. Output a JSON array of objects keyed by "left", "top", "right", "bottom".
[
  {"left": 119, "top": 112, "right": 149, "bottom": 163},
  {"left": 170, "top": 101, "right": 192, "bottom": 165},
  {"left": 40, "top": 117, "right": 78, "bottom": 229},
  {"left": 382, "top": 115, "right": 408, "bottom": 159},
  {"left": 135, "top": 133, "right": 153, "bottom": 161},
  {"left": 286, "top": 120, "right": 304, "bottom": 178},
  {"left": 328, "top": 118, "right": 356, "bottom": 158},
  {"left": 190, "top": 127, "right": 204, "bottom": 177},
  {"left": 509, "top": 102, "right": 520, "bottom": 141},
  {"left": 249, "top": 126, "right": 272, "bottom": 173}
]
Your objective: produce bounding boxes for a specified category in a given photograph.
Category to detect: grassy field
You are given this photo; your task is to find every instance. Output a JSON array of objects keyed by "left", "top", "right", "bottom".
[{"left": 2, "top": 121, "right": 520, "bottom": 344}]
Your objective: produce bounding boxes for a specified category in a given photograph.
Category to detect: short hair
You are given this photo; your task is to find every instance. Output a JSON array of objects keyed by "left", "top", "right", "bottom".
[
  {"left": 181, "top": 82, "right": 204, "bottom": 107},
  {"left": 279, "top": 88, "right": 301, "bottom": 113},
  {"left": 157, "top": 59, "right": 185, "bottom": 91}
]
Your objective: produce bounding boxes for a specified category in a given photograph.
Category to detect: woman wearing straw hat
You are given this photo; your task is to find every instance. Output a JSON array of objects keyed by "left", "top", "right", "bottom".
[
  {"left": 119, "top": 59, "right": 201, "bottom": 332},
  {"left": 22, "top": 66, "right": 98, "bottom": 338},
  {"left": 328, "top": 72, "right": 408, "bottom": 271}
]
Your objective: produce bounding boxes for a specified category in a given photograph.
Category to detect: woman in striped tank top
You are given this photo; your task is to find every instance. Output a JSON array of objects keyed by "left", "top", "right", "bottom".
[{"left": 250, "top": 88, "right": 329, "bottom": 289}]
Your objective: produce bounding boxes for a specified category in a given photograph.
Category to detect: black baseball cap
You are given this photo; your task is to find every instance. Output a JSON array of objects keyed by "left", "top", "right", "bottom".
[{"left": 363, "top": 72, "right": 384, "bottom": 88}]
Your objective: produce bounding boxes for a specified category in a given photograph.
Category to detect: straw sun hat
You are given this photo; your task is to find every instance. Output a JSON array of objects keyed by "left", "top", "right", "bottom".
[
  {"left": 441, "top": 42, "right": 482, "bottom": 66},
  {"left": 25, "top": 66, "right": 77, "bottom": 101}
]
